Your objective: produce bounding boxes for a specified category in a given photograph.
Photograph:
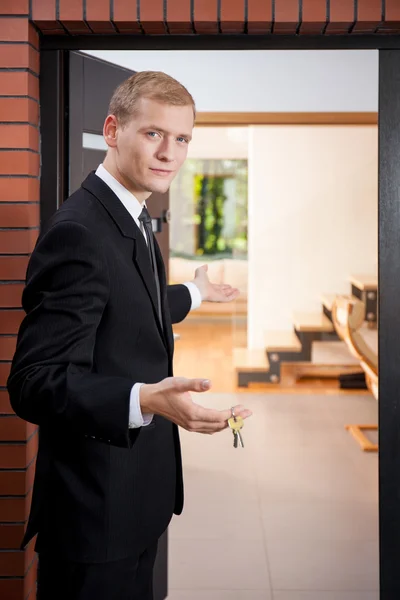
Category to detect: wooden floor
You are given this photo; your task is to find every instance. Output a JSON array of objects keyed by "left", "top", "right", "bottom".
[{"left": 173, "top": 318, "right": 371, "bottom": 395}]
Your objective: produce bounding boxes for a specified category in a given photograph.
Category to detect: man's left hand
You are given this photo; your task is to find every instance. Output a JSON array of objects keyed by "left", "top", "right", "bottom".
[{"left": 192, "top": 264, "right": 240, "bottom": 303}]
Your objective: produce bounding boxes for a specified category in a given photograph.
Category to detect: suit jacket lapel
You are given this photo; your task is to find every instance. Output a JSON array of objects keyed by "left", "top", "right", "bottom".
[{"left": 82, "top": 172, "right": 170, "bottom": 352}]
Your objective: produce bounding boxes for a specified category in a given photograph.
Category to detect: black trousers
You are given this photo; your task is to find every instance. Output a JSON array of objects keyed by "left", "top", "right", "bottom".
[{"left": 37, "top": 541, "right": 158, "bottom": 600}]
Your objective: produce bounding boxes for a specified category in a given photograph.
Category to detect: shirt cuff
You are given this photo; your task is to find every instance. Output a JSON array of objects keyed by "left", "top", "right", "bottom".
[
  {"left": 129, "top": 383, "right": 154, "bottom": 428},
  {"left": 183, "top": 281, "right": 202, "bottom": 311}
]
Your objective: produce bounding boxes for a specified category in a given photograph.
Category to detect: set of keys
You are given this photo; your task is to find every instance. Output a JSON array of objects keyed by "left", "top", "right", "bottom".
[{"left": 228, "top": 408, "right": 244, "bottom": 448}]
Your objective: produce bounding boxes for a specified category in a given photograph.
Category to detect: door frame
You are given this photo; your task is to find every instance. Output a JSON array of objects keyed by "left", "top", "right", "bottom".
[{"left": 40, "top": 36, "right": 398, "bottom": 597}]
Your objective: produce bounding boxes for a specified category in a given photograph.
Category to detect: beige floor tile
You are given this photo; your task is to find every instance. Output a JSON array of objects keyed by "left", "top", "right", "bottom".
[
  {"left": 273, "top": 593, "right": 378, "bottom": 600},
  {"left": 267, "top": 538, "right": 379, "bottom": 591},
  {"left": 254, "top": 444, "right": 375, "bottom": 503},
  {"left": 169, "top": 467, "right": 263, "bottom": 541},
  {"left": 167, "top": 591, "right": 272, "bottom": 600},
  {"left": 260, "top": 500, "right": 378, "bottom": 542},
  {"left": 168, "top": 538, "right": 271, "bottom": 590}
]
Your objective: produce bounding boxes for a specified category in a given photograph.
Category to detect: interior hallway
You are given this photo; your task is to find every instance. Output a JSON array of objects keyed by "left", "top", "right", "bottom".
[{"left": 168, "top": 321, "right": 378, "bottom": 598}]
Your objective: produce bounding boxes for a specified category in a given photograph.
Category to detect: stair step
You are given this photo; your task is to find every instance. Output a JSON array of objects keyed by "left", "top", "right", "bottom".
[
  {"left": 312, "top": 340, "right": 359, "bottom": 365},
  {"left": 293, "top": 312, "right": 334, "bottom": 333},
  {"left": 233, "top": 347, "right": 269, "bottom": 372},
  {"left": 321, "top": 293, "right": 358, "bottom": 312},
  {"left": 349, "top": 274, "right": 377, "bottom": 291},
  {"left": 264, "top": 330, "right": 302, "bottom": 353}
]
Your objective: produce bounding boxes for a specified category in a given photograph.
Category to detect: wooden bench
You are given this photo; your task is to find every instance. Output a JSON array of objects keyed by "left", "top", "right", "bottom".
[{"left": 331, "top": 295, "right": 378, "bottom": 452}]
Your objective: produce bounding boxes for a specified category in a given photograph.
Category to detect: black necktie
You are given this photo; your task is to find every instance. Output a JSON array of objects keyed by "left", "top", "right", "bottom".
[{"left": 139, "top": 207, "right": 163, "bottom": 328}]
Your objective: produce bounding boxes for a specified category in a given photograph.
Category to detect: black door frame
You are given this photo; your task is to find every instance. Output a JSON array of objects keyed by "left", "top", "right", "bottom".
[{"left": 40, "top": 34, "right": 400, "bottom": 598}]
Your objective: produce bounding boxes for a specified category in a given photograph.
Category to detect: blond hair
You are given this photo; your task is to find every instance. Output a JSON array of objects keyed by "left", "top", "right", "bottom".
[{"left": 108, "top": 70, "right": 196, "bottom": 127}]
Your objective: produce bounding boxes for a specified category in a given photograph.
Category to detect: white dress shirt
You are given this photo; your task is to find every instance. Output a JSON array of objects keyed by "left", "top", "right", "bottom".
[{"left": 95, "top": 164, "right": 202, "bottom": 428}]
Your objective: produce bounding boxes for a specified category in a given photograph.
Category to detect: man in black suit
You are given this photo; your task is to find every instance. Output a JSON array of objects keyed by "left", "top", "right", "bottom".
[{"left": 7, "top": 71, "right": 252, "bottom": 599}]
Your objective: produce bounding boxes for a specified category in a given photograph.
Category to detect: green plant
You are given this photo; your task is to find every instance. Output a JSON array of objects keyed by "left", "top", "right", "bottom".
[{"left": 194, "top": 174, "right": 228, "bottom": 255}]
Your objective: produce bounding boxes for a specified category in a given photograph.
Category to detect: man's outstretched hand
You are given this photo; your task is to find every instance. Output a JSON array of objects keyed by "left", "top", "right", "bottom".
[
  {"left": 140, "top": 377, "right": 252, "bottom": 434},
  {"left": 192, "top": 264, "right": 240, "bottom": 303}
]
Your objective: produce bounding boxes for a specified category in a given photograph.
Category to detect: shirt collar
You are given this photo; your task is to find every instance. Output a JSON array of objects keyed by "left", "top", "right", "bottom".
[{"left": 95, "top": 164, "right": 145, "bottom": 225}]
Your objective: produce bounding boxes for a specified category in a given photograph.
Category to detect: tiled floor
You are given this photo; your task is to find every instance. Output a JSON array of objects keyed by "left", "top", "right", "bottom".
[{"left": 167, "top": 392, "right": 379, "bottom": 599}]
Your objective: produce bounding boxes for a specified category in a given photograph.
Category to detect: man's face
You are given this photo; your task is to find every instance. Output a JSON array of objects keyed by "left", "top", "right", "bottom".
[{"left": 110, "top": 97, "right": 194, "bottom": 199}]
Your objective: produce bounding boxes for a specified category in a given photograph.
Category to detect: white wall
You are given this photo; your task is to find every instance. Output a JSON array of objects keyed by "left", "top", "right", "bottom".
[
  {"left": 83, "top": 50, "right": 378, "bottom": 112},
  {"left": 188, "top": 127, "right": 248, "bottom": 159},
  {"left": 248, "top": 125, "right": 378, "bottom": 349}
]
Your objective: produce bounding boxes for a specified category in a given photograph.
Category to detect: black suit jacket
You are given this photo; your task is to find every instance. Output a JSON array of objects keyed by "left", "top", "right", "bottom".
[{"left": 7, "top": 172, "right": 191, "bottom": 562}]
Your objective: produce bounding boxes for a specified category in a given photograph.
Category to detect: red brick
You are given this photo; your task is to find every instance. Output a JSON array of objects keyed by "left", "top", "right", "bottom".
[
  {"left": 0, "top": 556, "right": 37, "bottom": 600},
  {"left": 113, "top": 0, "right": 141, "bottom": 33},
  {"left": 167, "top": 0, "right": 192, "bottom": 33},
  {"left": 0, "top": 461, "right": 35, "bottom": 496},
  {"left": 0, "top": 126, "right": 39, "bottom": 152},
  {"left": 0, "top": 231, "right": 38, "bottom": 255},
  {"left": 248, "top": 0, "right": 272, "bottom": 33},
  {"left": 29, "top": 23, "right": 40, "bottom": 50},
  {"left": 86, "top": 21, "right": 115, "bottom": 33},
  {"left": 0, "top": 284, "right": 24, "bottom": 307},
  {"left": 274, "top": 0, "right": 299, "bottom": 34},
  {"left": 220, "top": 0, "right": 245, "bottom": 33},
  {"left": 0, "top": 433, "right": 38, "bottom": 467},
  {"left": 0, "top": 72, "right": 39, "bottom": 99},
  {"left": 26, "top": 585, "right": 37, "bottom": 600},
  {"left": 300, "top": 0, "right": 326, "bottom": 34},
  {"left": 0, "top": 417, "right": 36, "bottom": 442},
  {"left": 32, "top": 0, "right": 56, "bottom": 20},
  {"left": 0, "top": 488, "right": 32, "bottom": 521},
  {"left": 0, "top": 524, "right": 26, "bottom": 549},
  {"left": 0, "top": 152, "right": 40, "bottom": 176},
  {"left": 0, "top": 21, "right": 39, "bottom": 50},
  {"left": 0, "top": 178, "right": 40, "bottom": 203},
  {"left": 0, "top": 362, "right": 11, "bottom": 386},
  {"left": 59, "top": 0, "right": 90, "bottom": 33},
  {"left": 0, "top": 18, "right": 30, "bottom": 43},
  {"left": 0, "top": 98, "right": 39, "bottom": 124},
  {"left": 0, "top": 389, "right": 12, "bottom": 412},
  {"left": 0, "top": 312, "right": 24, "bottom": 336},
  {"left": 59, "top": 0, "right": 83, "bottom": 20},
  {"left": 34, "top": 22, "right": 66, "bottom": 33},
  {"left": 0, "top": 544, "right": 35, "bottom": 577},
  {"left": 194, "top": 0, "right": 219, "bottom": 33},
  {"left": 0, "top": 256, "right": 29, "bottom": 279},
  {"left": 140, "top": 0, "right": 165, "bottom": 34},
  {"left": 0, "top": 203, "right": 40, "bottom": 228},
  {"left": 381, "top": 0, "right": 400, "bottom": 31},
  {"left": 32, "top": 0, "right": 63, "bottom": 34},
  {"left": 0, "top": 45, "right": 39, "bottom": 75},
  {"left": 62, "top": 21, "right": 92, "bottom": 33},
  {"left": 0, "top": 0, "right": 29, "bottom": 14},
  {"left": 353, "top": 0, "right": 382, "bottom": 33},
  {"left": 326, "top": 0, "right": 354, "bottom": 33},
  {"left": 0, "top": 338, "right": 17, "bottom": 362},
  {"left": 386, "top": 0, "right": 400, "bottom": 21},
  {"left": 86, "top": 0, "right": 114, "bottom": 32}
]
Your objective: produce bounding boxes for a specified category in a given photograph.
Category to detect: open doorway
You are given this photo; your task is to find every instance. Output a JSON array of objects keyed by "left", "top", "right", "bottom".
[{"left": 69, "top": 47, "right": 379, "bottom": 597}]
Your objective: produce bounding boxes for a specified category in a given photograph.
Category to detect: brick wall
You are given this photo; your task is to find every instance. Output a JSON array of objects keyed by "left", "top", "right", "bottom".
[
  {"left": 0, "top": 1, "right": 399, "bottom": 598},
  {"left": 0, "top": 1, "right": 40, "bottom": 598},
  {"left": 28, "top": 0, "right": 400, "bottom": 36}
]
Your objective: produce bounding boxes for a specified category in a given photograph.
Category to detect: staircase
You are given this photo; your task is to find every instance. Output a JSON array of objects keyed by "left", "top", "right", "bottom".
[{"left": 234, "top": 274, "right": 377, "bottom": 388}]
